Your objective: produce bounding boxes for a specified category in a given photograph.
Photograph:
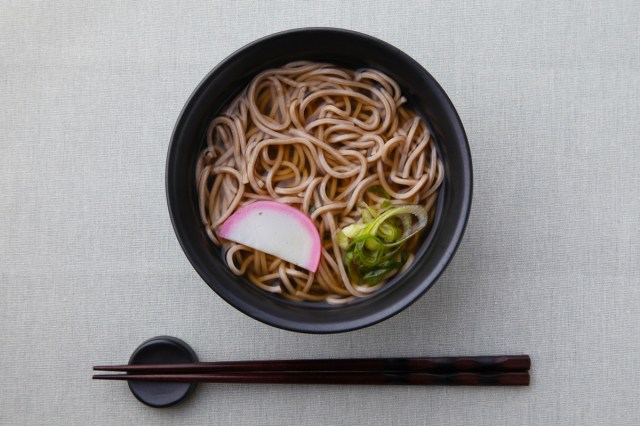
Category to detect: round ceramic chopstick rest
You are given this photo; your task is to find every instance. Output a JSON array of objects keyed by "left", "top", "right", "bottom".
[{"left": 127, "top": 336, "right": 198, "bottom": 407}]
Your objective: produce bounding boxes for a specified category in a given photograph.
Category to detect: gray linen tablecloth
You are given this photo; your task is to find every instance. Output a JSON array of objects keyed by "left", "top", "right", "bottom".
[{"left": 1, "top": 1, "right": 638, "bottom": 425}]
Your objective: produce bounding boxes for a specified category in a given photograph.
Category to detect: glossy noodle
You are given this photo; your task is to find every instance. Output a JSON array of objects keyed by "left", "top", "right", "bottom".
[{"left": 196, "top": 61, "right": 443, "bottom": 304}]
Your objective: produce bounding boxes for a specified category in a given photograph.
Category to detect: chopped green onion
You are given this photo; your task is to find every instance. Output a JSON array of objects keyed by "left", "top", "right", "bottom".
[
  {"left": 341, "top": 223, "right": 366, "bottom": 238},
  {"left": 338, "top": 202, "right": 428, "bottom": 286}
]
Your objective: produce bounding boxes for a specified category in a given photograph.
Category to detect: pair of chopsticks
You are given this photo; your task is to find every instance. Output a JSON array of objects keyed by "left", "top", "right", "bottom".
[{"left": 93, "top": 355, "right": 530, "bottom": 386}]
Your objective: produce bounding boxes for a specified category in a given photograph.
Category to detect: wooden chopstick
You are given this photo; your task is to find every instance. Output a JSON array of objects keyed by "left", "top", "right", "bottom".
[
  {"left": 93, "top": 371, "right": 530, "bottom": 386},
  {"left": 93, "top": 355, "right": 530, "bottom": 374}
]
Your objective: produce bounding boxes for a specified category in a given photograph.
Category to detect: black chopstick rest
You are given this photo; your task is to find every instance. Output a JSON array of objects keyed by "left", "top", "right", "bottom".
[{"left": 125, "top": 336, "right": 199, "bottom": 408}]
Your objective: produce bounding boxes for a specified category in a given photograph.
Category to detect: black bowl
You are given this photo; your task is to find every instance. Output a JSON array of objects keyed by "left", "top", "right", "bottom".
[{"left": 166, "top": 28, "right": 472, "bottom": 333}]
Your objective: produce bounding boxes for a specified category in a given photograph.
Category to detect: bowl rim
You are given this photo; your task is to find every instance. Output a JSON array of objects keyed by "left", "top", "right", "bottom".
[{"left": 166, "top": 27, "right": 473, "bottom": 333}]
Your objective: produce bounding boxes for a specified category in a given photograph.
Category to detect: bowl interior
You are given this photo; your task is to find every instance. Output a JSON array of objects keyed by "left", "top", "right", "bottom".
[{"left": 167, "top": 28, "right": 472, "bottom": 333}]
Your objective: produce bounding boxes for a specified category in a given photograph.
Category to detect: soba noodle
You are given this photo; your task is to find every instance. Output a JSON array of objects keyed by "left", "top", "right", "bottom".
[{"left": 196, "top": 61, "right": 443, "bottom": 304}]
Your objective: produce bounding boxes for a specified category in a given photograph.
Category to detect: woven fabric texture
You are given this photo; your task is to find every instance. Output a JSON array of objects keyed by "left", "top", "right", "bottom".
[{"left": 1, "top": 1, "right": 639, "bottom": 425}]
